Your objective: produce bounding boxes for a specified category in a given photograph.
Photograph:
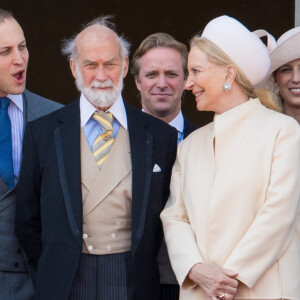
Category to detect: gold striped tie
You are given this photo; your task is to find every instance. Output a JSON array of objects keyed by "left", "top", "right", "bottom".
[{"left": 92, "top": 112, "right": 114, "bottom": 170}]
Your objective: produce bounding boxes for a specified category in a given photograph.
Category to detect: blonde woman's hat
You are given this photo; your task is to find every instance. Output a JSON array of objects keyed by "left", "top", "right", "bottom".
[
  {"left": 201, "top": 15, "right": 271, "bottom": 86},
  {"left": 269, "top": 27, "right": 300, "bottom": 75}
]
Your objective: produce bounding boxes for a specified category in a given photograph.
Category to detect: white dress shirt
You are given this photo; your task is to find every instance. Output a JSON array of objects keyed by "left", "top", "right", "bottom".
[{"left": 80, "top": 93, "right": 128, "bottom": 150}]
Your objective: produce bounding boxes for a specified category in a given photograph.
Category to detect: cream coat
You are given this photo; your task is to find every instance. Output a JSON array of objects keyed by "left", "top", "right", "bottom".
[{"left": 161, "top": 99, "right": 300, "bottom": 299}]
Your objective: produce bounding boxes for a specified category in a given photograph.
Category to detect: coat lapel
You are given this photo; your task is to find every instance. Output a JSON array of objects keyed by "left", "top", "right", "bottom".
[
  {"left": 80, "top": 128, "right": 99, "bottom": 194},
  {"left": 54, "top": 99, "right": 82, "bottom": 242},
  {"left": 125, "top": 103, "right": 153, "bottom": 254}
]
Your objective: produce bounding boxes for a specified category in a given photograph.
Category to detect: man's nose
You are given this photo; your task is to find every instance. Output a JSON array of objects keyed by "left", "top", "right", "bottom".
[
  {"left": 12, "top": 50, "right": 23, "bottom": 65},
  {"left": 156, "top": 75, "right": 168, "bottom": 88},
  {"left": 95, "top": 66, "right": 108, "bottom": 81}
]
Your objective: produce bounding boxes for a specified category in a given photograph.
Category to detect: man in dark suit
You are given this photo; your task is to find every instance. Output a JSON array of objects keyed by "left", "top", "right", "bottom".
[
  {"left": 131, "top": 33, "right": 197, "bottom": 299},
  {"left": 15, "top": 16, "right": 177, "bottom": 300},
  {"left": 131, "top": 33, "right": 197, "bottom": 144},
  {"left": 0, "top": 9, "right": 62, "bottom": 300}
]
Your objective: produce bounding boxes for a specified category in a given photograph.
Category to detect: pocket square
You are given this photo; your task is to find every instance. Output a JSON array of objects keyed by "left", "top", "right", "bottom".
[{"left": 153, "top": 164, "right": 161, "bottom": 172}]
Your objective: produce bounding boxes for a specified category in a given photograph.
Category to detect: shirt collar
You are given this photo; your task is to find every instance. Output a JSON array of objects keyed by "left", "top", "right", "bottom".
[
  {"left": 141, "top": 108, "right": 184, "bottom": 134},
  {"left": 80, "top": 93, "right": 128, "bottom": 129},
  {"left": 7, "top": 94, "right": 23, "bottom": 111},
  {"left": 169, "top": 110, "right": 184, "bottom": 133}
]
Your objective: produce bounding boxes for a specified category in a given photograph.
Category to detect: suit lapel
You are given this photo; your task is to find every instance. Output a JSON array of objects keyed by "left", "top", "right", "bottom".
[
  {"left": 22, "top": 93, "right": 28, "bottom": 131},
  {"left": 19, "top": 92, "right": 42, "bottom": 183},
  {"left": 125, "top": 103, "right": 153, "bottom": 254},
  {"left": 183, "top": 116, "right": 197, "bottom": 139},
  {"left": 54, "top": 99, "right": 82, "bottom": 242}
]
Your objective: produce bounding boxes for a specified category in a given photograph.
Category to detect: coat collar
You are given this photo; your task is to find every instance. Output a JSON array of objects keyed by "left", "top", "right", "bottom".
[
  {"left": 125, "top": 102, "right": 154, "bottom": 252},
  {"left": 54, "top": 99, "right": 82, "bottom": 241}
]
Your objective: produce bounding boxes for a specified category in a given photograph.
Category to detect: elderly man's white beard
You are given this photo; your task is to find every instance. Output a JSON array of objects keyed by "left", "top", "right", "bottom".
[{"left": 75, "top": 65, "right": 124, "bottom": 108}]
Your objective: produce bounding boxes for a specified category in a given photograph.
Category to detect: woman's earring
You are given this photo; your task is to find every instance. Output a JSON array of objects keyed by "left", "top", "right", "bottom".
[{"left": 223, "top": 82, "right": 231, "bottom": 92}]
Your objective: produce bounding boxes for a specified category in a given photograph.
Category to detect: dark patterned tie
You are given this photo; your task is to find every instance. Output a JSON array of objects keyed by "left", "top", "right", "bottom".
[
  {"left": 0, "top": 97, "right": 14, "bottom": 188},
  {"left": 92, "top": 112, "right": 114, "bottom": 170}
]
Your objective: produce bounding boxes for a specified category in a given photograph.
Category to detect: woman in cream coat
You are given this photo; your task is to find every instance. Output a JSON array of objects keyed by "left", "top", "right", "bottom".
[{"left": 161, "top": 16, "right": 300, "bottom": 300}]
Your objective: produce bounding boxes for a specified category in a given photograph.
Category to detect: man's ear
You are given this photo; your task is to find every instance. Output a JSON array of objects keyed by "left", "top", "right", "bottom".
[
  {"left": 135, "top": 78, "right": 141, "bottom": 92},
  {"left": 70, "top": 59, "right": 77, "bottom": 79},
  {"left": 122, "top": 56, "right": 129, "bottom": 78}
]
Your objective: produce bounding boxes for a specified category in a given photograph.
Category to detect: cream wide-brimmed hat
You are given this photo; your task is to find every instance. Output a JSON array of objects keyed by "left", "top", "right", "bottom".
[
  {"left": 201, "top": 15, "right": 272, "bottom": 87},
  {"left": 262, "top": 27, "right": 300, "bottom": 93},
  {"left": 268, "top": 27, "right": 300, "bottom": 76}
]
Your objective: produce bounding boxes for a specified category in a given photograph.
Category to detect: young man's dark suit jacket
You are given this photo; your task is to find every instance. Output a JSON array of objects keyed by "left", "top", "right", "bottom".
[
  {"left": 0, "top": 90, "right": 62, "bottom": 299},
  {"left": 15, "top": 97, "right": 178, "bottom": 300},
  {"left": 183, "top": 116, "right": 197, "bottom": 138}
]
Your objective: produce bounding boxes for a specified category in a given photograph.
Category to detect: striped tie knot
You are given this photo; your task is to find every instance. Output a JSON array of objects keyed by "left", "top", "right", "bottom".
[
  {"left": 93, "top": 111, "right": 113, "bottom": 132},
  {"left": 92, "top": 111, "right": 114, "bottom": 170}
]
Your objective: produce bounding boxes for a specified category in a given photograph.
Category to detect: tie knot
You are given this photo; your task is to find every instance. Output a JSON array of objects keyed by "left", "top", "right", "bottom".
[
  {"left": 0, "top": 97, "right": 10, "bottom": 110},
  {"left": 93, "top": 111, "right": 113, "bottom": 131}
]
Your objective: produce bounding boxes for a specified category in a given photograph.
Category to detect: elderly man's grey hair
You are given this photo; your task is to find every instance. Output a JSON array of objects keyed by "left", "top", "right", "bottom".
[
  {"left": 0, "top": 9, "right": 14, "bottom": 23},
  {"left": 61, "top": 15, "right": 130, "bottom": 61}
]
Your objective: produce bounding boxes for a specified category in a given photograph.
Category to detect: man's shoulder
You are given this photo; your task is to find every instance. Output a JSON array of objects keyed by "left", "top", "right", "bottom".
[
  {"left": 125, "top": 101, "right": 177, "bottom": 135},
  {"left": 24, "top": 89, "right": 64, "bottom": 121},
  {"left": 183, "top": 114, "right": 197, "bottom": 138},
  {"left": 24, "top": 89, "right": 63, "bottom": 108}
]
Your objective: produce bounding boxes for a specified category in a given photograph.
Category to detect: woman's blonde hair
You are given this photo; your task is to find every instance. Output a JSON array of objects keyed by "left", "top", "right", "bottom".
[{"left": 190, "top": 36, "right": 282, "bottom": 112}]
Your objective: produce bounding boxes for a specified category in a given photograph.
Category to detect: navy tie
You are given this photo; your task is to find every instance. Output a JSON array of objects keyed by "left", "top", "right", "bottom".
[{"left": 0, "top": 97, "right": 14, "bottom": 189}]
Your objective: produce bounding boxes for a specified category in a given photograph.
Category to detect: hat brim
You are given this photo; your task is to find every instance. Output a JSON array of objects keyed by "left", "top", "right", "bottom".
[{"left": 269, "top": 31, "right": 300, "bottom": 76}]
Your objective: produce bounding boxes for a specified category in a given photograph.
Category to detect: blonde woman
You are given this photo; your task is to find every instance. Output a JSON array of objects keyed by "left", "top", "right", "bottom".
[
  {"left": 267, "top": 27, "right": 300, "bottom": 123},
  {"left": 161, "top": 16, "right": 300, "bottom": 300}
]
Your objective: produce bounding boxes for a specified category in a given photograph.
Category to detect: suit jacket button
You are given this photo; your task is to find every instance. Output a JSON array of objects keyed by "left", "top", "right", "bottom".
[{"left": 14, "top": 263, "right": 19, "bottom": 268}]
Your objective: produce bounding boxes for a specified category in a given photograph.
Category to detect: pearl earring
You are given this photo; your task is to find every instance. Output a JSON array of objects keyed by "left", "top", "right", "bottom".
[{"left": 223, "top": 82, "right": 231, "bottom": 92}]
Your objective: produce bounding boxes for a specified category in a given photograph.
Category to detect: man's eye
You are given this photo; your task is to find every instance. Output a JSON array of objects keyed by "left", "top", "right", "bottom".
[
  {"left": 145, "top": 73, "right": 156, "bottom": 78},
  {"left": 85, "top": 64, "right": 96, "bottom": 68},
  {"left": 105, "top": 63, "right": 117, "bottom": 67},
  {"left": 0, "top": 49, "right": 9, "bottom": 55},
  {"left": 167, "top": 73, "right": 178, "bottom": 78}
]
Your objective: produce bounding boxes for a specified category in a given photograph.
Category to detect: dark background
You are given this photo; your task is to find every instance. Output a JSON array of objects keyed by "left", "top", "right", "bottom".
[{"left": 2, "top": 0, "right": 295, "bottom": 126}]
